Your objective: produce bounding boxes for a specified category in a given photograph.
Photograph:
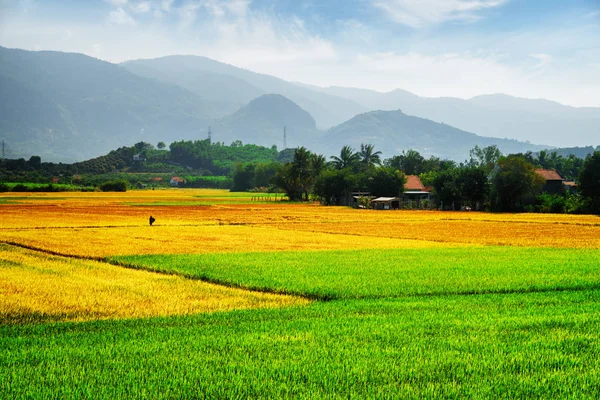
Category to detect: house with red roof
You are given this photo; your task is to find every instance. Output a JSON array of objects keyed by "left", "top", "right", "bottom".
[
  {"left": 403, "top": 175, "right": 431, "bottom": 204},
  {"left": 535, "top": 169, "right": 564, "bottom": 195}
]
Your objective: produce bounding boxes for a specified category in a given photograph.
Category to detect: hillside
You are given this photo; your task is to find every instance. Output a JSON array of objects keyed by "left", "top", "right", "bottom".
[
  {"left": 0, "top": 47, "right": 213, "bottom": 162},
  {"left": 213, "top": 94, "right": 321, "bottom": 149},
  {"left": 121, "top": 55, "right": 367, "bottom": 129},
  {"left": 325, "top": 110, "right": 546, "bottom": 161},
  {"left": 316, "top": 87, "right": 600, "bottom": 147}
]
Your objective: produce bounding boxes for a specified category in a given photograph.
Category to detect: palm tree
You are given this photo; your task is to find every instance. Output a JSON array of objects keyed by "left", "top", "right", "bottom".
[
  {"left": 310, "top": 153, "right": 327, "bottom": 178},
  {"left": 359, "top": 143, "right": 382, "bottom": 169},
  {"left": 330, "top": 145, "right": 360, "bottom": 170}
]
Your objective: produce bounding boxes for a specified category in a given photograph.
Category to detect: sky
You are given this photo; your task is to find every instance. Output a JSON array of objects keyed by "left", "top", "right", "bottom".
[{"left": 1, "top": 0, "right": 599, "bottom": 107}]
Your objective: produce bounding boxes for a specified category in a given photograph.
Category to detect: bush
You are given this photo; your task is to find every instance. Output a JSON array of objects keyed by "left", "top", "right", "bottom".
[
  {"left": 564, "top": 194, "right": 588, "bottom": 214},
  {"left": 535, "top": 193, "right": 565, "bottom": 213},
  {"left": 98, "top": 180, "right": 128, "bottom": 192},
  {"left": 12, "top": 184, "right": 28, "bottom": 192},
  {"left": 0, "top": 182, "right": 9, "bottom": 192}
]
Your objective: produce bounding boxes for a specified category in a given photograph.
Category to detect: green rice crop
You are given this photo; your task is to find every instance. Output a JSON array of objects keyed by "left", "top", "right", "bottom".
[
  {"left": 2, "top": 291, "right": 599, "bottom": 399},
  {"left": 110, "top": 247, "right": 600, "bottom": 300}
]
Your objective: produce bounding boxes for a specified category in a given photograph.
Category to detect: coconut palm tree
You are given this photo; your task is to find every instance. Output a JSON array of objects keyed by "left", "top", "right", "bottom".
[
  {"left": 330, "top": 145, "right": 360, "bottom": 170},
  {"left": 359, "top": 143, "right": 382, "bottom": 169}
]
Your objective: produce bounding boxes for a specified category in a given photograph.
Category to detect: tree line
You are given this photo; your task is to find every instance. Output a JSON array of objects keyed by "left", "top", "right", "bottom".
[{"left": 234, "top": 144, "right": 599, "bottom": 214}]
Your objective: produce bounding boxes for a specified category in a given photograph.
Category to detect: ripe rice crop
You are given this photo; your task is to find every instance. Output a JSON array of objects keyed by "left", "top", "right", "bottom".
[
  {"left": 2, "top": 190, "right": 598, "bottom": 249},
  {"left": 0, "top": 244, "right": 307, "bottom": 323}
]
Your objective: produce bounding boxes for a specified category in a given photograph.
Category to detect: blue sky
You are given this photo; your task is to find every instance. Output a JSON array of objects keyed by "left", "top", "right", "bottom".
[{"left": 1, "top": 0, "right": 599, "bottom": 106}]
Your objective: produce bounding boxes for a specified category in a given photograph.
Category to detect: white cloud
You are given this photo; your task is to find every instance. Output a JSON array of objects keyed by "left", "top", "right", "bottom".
[
  {"left": 130, "top": 1, "right": 151, "bottom": 14},
  {"left": 108, "top": 7, "right": 136, "bottom": 25},
  {"left": 105, "top": 0, "right": 129, "bottom": 6},
  {"left": 1, "top": 0, "right": 598, "bottom": 108},
  {"left": 373, "top": 0, "right": 509, "bottom": 27},
  {"left": 528, "top": 53, "right": 552, "bottom": 70}
]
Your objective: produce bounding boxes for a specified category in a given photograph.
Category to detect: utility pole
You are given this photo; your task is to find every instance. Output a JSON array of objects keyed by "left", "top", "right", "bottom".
[
  {"left": 208, "top": 126, "right": 212, "bottom": 144},
  {"left": 283, "top": 127, "right": 287, "bottom": 149}
]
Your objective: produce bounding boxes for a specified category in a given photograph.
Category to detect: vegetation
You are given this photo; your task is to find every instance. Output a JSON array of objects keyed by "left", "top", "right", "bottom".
[
  {"left": 112, "top": 247, "right": 600, "bottom": 300},
  {"left": 2, "top": 191, "right": 600, "bottom": 398},
  {"left": 2, "top": 291, "right": 599, "bottom": 399}
]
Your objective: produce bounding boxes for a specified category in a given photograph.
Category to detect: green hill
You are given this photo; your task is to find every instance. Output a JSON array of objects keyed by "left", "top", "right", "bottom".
[{"left": 0, "top": 47, "right": 213, "bottom": 162}]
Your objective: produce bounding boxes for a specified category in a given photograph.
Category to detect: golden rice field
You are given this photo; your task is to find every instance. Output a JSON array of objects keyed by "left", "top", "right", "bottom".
[
  {"left": 1, "top": 189, "right": 600, "bottom": 323},
  {"left": 0, "top": 244, "right": 306, "bottom": 323}
]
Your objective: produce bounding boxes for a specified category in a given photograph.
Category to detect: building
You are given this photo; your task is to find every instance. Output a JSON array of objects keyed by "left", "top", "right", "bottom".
[
  {"left": 562, "top": 181, "right": 578, "bottom": 194},
  {"left": 403, "top": 175, "right": 431, "bottom": 204},
  {"left": 170, "top": 177, "right": 185, "bottom": 187},
  {"left": 535, "top": 169, "right": 564, "bottom": 194},
  {"left": 370, "top": 197, "right": 402, "bottom": 210}
]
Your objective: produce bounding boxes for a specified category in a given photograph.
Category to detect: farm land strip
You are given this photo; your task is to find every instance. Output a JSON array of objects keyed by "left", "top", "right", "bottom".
[
  {"left": 111, "top": 248, "right": 600, "bottom": 300},
  {"left": 2, "top": 292, "right": 599, "bottom": 398}
]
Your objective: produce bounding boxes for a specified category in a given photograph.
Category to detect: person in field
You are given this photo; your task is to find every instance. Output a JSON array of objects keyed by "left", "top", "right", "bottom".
[{"left": 149, "top": 216, "right": 155, "bottom": 226}]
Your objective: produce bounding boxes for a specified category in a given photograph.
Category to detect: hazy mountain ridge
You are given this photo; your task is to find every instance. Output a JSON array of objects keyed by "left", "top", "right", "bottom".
[
  {"left": 325, "top": 110, "right": 547, "bottom": 161},
  {"left": 0, "top": 47, "right": 213, "bottom": 161},
  {"left": 121, "top": 55, "right": 368, "bottom": 129},
  {"left": 315, "top": 86, "right": 600, "bottom": 147},
  {"left": 213, "top": 94, "right": 321, "bottom": 149},
  {"left": 1, "top": 46, "right": 594, "bottom": 163}
]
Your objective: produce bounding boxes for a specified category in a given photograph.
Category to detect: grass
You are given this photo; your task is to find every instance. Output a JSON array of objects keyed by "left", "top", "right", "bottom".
[
  {"left": 1, "top": 291, "right": 599, "bottom": 399},
  {"left": 110, "top": 247, "right": 600, "bottom": 300}
]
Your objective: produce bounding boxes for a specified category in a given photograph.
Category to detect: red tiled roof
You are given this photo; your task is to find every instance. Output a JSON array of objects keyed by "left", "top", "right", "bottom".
[
  {"left": 535, "top": 169, "right": 563, "bottom": 181},
  {"left": 171, "top": 177, "right": 184, "bottom": 182},
  {"left": 405, "top": 175, "right": 425, "bottom": 191}
]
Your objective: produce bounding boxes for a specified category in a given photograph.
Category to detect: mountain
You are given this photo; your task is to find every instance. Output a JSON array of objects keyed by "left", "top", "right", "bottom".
[
  {"left": 213, "top": 94, "right": 321, "bottom": 149},
  {"left": 0, "top": 47, "right": 214, "bottom": 162},
  {"left": 324, "top": 110, "right": 547, "bottom": 161},
  {"left": 315, "top": 87, "right": 600, "bottom": 148},
  {"left": 121, "top": 55, "right": 367, "bottom": 129}
]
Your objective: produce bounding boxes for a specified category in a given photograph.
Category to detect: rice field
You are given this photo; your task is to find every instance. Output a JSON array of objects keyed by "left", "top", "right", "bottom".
[{"left": 1, "top": 189, "right": 599, "bottom": 398}]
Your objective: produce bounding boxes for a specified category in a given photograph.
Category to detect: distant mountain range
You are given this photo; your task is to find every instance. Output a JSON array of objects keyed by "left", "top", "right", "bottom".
[
  {"left": 324, "top": 110, "right": 545, "bottom": 159},
  {"left": 1, "top": 46, "right": 598, "bottom": 162},
  {"left": 310, "top": 86, "right": 600, "bottom": 147}
]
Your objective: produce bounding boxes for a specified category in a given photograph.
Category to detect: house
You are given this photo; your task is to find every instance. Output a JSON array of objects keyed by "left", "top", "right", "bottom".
[
  {"left": 403, "top": 175, "right": 431, "bottom": 204},
  {"left": 133, "top": 153, "right": 145, "bottom": 162},
  {"left": 170, "top": 177, "right": 185, "bottom": 187},
  {"left": 371, "top": 197, "right": 402, "bottom": 210},
  {"left": 535, "top": 169, "right": 564, "bottom": 194},
  {"left": 562, "top": 181, "right": 577, "bottom": 194}
]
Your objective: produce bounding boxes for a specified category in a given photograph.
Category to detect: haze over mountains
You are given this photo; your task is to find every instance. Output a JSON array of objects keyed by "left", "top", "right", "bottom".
[{"left": 1, "top": 46, "right": 598, "bottom": 162}]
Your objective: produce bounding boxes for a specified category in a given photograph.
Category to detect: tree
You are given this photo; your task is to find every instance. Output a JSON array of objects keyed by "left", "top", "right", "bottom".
[
  {"left": 231, "top": 163, "right": 255, "bottom": 192},
  {"left": 469, "top": 145, "right": 501, "bottom": 174},
  {"left": 272, "top": 147, "right": 314, "bottom": 201},
  {"left": 432, "top": 169, "right": 461, "bottom": 209},
  {"left": 368, "top": 167, "right": 406, "bottom": 197},
  {"left": 457, "top": 167, "right": 489, "bottom": 209},
  {"left": 28, "top": 156, "right": 41, "bottom": 170},
  {"left": 359, "top": 143, "right": 382, "bottom": 170},
  {"left": 330, "top": 146, "right": 360, "bottom": 171},
  {"left": 384, "top": 150, "right": 424, "bottom": 175},
  {"left": 157, "top": 141, "right": 166, "bottom": 150},
  {"left": 490, "top": 155, "right": 544, "bottom": 211},
  {"left": 313, "top": 169, "right": 356, "bottom": 205},
  {"left": 578, "top": 151, "right": 600, "bottom": 213},
  {"left": 310, "top": 153, "right": 327, "bottom": 179}
]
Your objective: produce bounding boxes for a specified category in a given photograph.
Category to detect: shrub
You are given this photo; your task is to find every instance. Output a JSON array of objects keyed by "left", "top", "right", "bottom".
[
  {"left": 98, "top": 180, "right": 128, "bottom": 192},
  {"left": 535, "top": 193, "right": 565, "bottom": 213}
]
